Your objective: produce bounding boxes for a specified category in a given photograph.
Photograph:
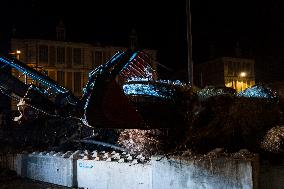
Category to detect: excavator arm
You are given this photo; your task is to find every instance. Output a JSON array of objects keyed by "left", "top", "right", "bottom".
[{"left": 0, "top": 50, "right": 190, "bottom": 128}]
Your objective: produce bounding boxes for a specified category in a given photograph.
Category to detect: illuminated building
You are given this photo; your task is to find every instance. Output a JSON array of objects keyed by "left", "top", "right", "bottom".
[
  {"left": 9, "top": 24, "right": 157, "bottom": 110},
  {"left": 195, "top": 57, "right": 255, "bottom": 92}
]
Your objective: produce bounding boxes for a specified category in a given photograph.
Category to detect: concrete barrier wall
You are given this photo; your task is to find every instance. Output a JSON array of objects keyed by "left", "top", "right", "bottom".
[
  {"left": 18, "top": 152, "right": 76, "bottom": 187},
  {"left": 76, "top": 157, "right": 256, "bottom": 189},
  {"left": 2, "top": 152, "right": 259, "bottom": 189}
]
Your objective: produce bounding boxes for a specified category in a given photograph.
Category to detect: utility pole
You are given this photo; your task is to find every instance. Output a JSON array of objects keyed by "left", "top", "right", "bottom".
[{"left": 186, "top": 0, "right": 193, "bottom": 85}]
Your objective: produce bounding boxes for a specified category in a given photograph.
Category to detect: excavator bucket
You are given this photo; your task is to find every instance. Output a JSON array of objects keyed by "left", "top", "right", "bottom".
[
  {"left": 84, "top": 79, "right": 144, "bottom": 128},
  {"left": 83, "top": 50, "right": 191, "bottom": 129}
]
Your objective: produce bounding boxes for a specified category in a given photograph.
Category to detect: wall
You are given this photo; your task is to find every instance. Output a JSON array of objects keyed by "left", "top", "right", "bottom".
[
  {"left": 152, "top": 156, "right": 257, "bottom": 189},
  {"left": 77, "top": 160, "right": 152, "bottom": 189},
  {"left": 17, "top": 152, "right": 76, "bottom": 187},
  {"left": 0, "top": 152, "right": 259, "bottom": 189}
]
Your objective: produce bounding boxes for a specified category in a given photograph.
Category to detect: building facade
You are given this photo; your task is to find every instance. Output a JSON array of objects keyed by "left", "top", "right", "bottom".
[
  {"left": 195, "top": 57, "right": 255, "bottom": 92},
  {"left": 10, "top": 38, "right": 157, "bottom": 109},
  {"left": 11, "top": 38, "right": 157, "bottom": 94}
]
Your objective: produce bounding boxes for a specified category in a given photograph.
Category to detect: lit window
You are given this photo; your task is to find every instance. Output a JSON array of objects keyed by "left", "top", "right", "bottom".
[{"left": 49, "top": 71, "right": 56, "bottom": 81}]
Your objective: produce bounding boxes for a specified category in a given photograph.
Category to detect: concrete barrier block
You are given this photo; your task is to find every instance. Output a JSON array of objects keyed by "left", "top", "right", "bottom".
[
  {"left": 77, "top": 159, "right": 152, "bottom": 189},
  {"left": 15, "top": 154, "right": 23, "bottom": 175},
  {"left": 20, "top": 153, "right": 76, "bottom": 187},
  {"left": 152, "top": 156, "right": 256, "bottom": 189}
]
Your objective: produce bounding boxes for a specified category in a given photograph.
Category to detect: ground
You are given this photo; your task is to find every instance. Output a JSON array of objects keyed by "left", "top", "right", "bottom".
[{"left": 0, "top": 169, "right": 70, "bottom": 189}]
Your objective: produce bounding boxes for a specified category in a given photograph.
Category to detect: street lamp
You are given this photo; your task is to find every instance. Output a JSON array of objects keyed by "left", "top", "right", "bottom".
[
  {"left": 186, "top": 0, "right": 193, "bottom": 85},
  {"left": 239, "top": 72, "right": 247, "bottom": 77},
  {"left": 9, "top": 49, "right": 21, "bottom": 60}
]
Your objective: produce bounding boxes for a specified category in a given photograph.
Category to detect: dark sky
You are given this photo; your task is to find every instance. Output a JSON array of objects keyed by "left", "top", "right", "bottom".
[{"left": 1, "top": 0, "right": 284, "bottom": 79}]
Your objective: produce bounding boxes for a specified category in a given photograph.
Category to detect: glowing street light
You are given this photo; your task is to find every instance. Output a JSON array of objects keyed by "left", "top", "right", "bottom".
[
  {"left": 9, "top": 50, "right": 22, "bottom": 60},
  {"left": 239, "top": 72, "right": 247, "bottom": 77},
  {"left": 9, "top": 49, "right": 21, "bottom": 55},
  {"left": 15, "top": 50, "right": 21, "bottom": 60}
]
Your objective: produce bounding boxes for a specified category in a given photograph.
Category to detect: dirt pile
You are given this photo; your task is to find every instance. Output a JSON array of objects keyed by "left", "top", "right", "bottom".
[{"left": 118, "top": 85, "right": 284, "bottom": 157}]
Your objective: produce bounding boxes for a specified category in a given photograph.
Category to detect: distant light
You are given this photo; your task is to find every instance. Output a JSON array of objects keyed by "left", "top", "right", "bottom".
[
  {"left": 240, "top": 72, "right": 246, "bottom": 77},
  {"left": 16, "top": 50, "right": 21, "bottom": 54}
]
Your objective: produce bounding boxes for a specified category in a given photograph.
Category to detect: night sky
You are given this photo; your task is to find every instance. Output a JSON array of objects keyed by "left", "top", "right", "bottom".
[{"left": 1, "top": 0, "right": 284, "bottom": 80}]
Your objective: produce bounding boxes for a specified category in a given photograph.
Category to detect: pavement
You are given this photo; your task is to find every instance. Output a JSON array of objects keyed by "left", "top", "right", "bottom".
[
  {"left": 0, "top": 179, "right": 70, "bottom": 189},
  {"left": 0, "top": 169, "right": 71, "bottom": 189}
]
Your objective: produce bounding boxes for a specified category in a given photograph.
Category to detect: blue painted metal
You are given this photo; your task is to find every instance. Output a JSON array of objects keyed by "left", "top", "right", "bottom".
[
  {"left": 0, "top": 49, "right": 179, "bottom": 128},
  {"left": 0, "top": 56, "right": 68, "bottom": 94}
]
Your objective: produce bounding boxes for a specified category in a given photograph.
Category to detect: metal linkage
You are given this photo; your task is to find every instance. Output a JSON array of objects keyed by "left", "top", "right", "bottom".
[
  {"left": 0, "top": 50, "right": 168, "bottom": 128},
  {"left": 0, "top": 55, "right": 81, "bottom": 119},
  {"left": 0, "top": 56, "right": 68, "bottom": 94}
]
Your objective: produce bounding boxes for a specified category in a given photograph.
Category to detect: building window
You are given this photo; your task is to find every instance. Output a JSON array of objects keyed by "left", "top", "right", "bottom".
[
  {"left": 227, "top": 62, "right": 233, "bottom": 76},
  {"left": 91, "top": 51, "right": 94, "bottom": 67},
  {"left": 39, "top": 45, "right": 48, "bottom": 63},
  {"left": 57, "top": 71, "right": 65, "bottom": 86},
  {"left": 49, "top": 71, "right": 56, "bottom": 81},
  {"left": 74, "top": 72, "right": 81, "bottom": 94},
  {"left": 95, "top": 51, "right": 103, "bottom": 66},
  {"left": 49, "top": 46, "right": 56, "bottom": 66},
  {"left": 73, "top": 48, "right": 82, "bottom": 65},
  {"left": 56, "top": 29, "right": 66, "bottom": 41},
  {"left": 66, "top": 47, "right": 72, "bottom": 68},
  {"left": 236, "top": 62, "right": 241, "bottom": 75},
  {"left": 244, "top": 63, "right": 251, "bottom": 76},
  {"left": 57, "top": 47, "right": 65, "bottom": 64},
  {"left": 66, "top": 72, "right": 73, "bottom": 91}
]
